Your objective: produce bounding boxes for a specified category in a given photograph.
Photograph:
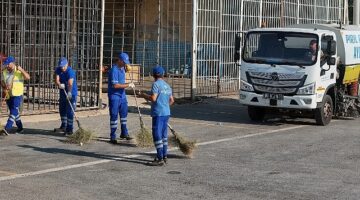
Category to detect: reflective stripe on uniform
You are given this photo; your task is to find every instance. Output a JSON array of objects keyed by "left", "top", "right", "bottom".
[
  {"left": 120, "top": 118, "right": 127, "bottom": 125},
  {"left": 163, "top": 138, "right": 168, "bottom": 146}
]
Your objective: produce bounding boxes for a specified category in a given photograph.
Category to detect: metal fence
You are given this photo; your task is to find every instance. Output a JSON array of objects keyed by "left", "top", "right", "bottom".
[
  {"left": 194, "top": 0, "right": 346, "bottom": 96},
  {"left": 0, "top": 0, "right": 101, "bottom": 116},
  {"left": 0, "top": 0, "right": 348, "bottom": 116},
  {"left": 103, "top": 0, "right": 346, "bottom": 99},
  {"left": 103, "top": 0, "right": 192, "bottom": 99}
]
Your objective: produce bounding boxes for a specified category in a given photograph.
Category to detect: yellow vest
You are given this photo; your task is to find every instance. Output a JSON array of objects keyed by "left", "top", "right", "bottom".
[{"left": 2, "top": 68, "right": 24, "bottom": 97}]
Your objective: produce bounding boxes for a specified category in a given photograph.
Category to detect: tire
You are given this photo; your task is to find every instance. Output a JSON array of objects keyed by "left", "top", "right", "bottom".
[
  {"left": 315, "top": 95, "right": 333, "bottom": 126},
  {"left": 248, "top": 106, "right": 266, "bottom": 121}
]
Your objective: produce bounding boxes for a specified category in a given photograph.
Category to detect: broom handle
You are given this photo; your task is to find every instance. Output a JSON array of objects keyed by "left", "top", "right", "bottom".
[
  {"left": 128, "top": 65, "right": 144, "bottom": 125},
  {"left": 61, "top": 88, "right": 81, "bottom": 128},
  {"left": 167, "top": 123, "right": 177, "bottom": 138}
]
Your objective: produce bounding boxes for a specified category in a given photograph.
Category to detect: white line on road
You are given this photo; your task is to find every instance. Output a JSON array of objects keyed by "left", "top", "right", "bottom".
[
  {"left": 0, "top": 125, "right": 305, "bottom": 182},
  {"left": 197, "top": 125, "right": 306, "bottom": 146}
]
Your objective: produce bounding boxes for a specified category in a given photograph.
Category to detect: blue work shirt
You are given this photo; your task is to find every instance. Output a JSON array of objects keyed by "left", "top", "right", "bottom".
[
  {"left": 55, "top": 66, "right": 78, "bottom": 97},
  {"left": 151, "top": 79, "right": 172, "bottom": 117},
  {"left": 108, "top": 64, "right": 127, "bottom": 102}
]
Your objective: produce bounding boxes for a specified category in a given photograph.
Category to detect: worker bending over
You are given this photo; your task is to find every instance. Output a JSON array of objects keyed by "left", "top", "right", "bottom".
[{"left": 54, "top": 57, "right": 78, "bottom": 135}]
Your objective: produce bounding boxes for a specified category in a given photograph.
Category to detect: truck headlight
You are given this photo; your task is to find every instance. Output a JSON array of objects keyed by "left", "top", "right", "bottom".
[
  {"left": 240, "top": 80, "right": 254, "bottom": 92},
  {"left": 297, "top": 83, "right": 315, "bottom": 95}
]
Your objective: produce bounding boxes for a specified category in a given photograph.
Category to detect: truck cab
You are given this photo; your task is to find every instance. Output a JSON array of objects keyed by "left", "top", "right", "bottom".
[{"left": 236, "top": 26, "right": 340, "bottom": 125}]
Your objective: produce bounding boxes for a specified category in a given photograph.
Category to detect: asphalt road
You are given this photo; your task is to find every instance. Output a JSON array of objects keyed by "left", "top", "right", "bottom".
[{"left": 0, "top": 97, "right": 359, "bottom": 200}]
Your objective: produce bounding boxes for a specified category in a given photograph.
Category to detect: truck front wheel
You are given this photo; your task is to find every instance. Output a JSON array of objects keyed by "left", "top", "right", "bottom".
[
  {"left": 248, "top": 106, "right": 266, "bottom": 121},
  {"left": 315, "top": 95, "right": 333, "bottom": 126}
]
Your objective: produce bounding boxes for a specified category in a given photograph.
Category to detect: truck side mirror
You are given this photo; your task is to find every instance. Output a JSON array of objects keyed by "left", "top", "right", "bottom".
[
  {"left": 327, "top": 57, "right": 336, "bottom": 65},
  {"left": 234, "top": 33, "right": 242, "bottom": 62},
  {"left": 327, "top": 40, "right": 336, "bottom": 55}
]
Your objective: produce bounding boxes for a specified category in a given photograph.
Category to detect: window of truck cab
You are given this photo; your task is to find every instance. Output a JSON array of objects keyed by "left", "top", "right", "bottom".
[{"left": 242, "top": 31, "right": 319, "bottom": 66}]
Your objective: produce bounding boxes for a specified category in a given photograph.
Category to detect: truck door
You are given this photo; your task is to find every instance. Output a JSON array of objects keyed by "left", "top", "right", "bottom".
[{"left": 319, "top": 35, "right": 337, "bottom": 84}]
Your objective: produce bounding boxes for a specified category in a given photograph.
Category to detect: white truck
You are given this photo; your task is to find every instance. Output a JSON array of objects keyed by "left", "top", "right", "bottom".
[{"left": 235, "top": 24, "right": 360, "bottom": 125}]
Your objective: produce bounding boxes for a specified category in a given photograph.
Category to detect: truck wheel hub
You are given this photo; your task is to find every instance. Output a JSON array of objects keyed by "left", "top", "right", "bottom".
[{"left": 324, "top": 102, "right": 332, "bottom": 118}]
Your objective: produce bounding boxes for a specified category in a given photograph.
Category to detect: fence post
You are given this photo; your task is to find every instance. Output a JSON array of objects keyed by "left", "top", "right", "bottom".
[
  {"left": 99, "top": 0, "right": 105, "bottom": 107},
  {"left": 259, "top": 0, "right": 263, "bottom": 27},
  {"left": 297, "top": 0, "right": 300, "bottom": 24},
  {"left": 191, "top": 0, "right": 198, "bottom": 101},
  {"left": 156, "top": 0, "right": 161, "bottom": 65},
  {"left": 280, "top": 0, "right": 285, "bottom": 27},
  {"left": 354, "top": 0, "right": 359, "bottom": 25}
]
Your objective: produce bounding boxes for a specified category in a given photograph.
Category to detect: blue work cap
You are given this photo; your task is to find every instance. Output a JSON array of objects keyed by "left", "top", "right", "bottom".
[
  {"left": 58, "top": 57, "right": 68, "bottom": 67},
  {"left": 3, "top": 56, "right": 15, "bottom": 66},
  {"left": 118, "top": 52, "right": 130, "bottom": 64},
  {"left": 152, "top": 65, "right": 165, "bottom": 76}
]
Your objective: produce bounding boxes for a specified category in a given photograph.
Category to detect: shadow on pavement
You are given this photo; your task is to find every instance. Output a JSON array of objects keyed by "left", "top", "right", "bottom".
[
  {"left": 137, "top": 152, "right": 189, "bottom": 160},
  {"left": 18, "top": 145, "right": 152, "bottom": 166},
  {"left": 95, "top": 136, "right": 138, "bottom": 148},
  {"left": 23, "top": 128, "right": 63, "bottom": 137},
  {"left": 127, "top": 97, "right": 319, "bottom": 126}
]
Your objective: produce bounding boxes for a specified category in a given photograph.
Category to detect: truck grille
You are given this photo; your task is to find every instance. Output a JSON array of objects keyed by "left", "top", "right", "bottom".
[
  {"left": 249, "top": 72, "right": 305, "bottom": 80},
  {"left": 251, "top": 78, "right": 301, "bottom": 87},
  {"left": 247, "top": 72, "right": 306, "bottom": 95},
  {"left": 254, "top": 85, "right": 298, "bottom": 94}
]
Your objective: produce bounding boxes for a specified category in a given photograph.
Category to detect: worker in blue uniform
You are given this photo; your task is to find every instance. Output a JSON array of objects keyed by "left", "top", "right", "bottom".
[
  {"left": 139, "top": 66, "right": 174, "bottom": 166},
  {"left": 0, "top": 56, "right": 30, "bottom": 135},
  {"left": 108, "top": 52, "right": 135, "bottom": 144},
  {"left": 54, "top": 57, "right": 78, "bottom": 136}
]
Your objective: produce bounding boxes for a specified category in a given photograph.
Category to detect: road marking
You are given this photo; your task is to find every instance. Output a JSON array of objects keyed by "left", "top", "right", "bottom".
[
  {"left": 197, "top": 125, "right": 305, "bottom": 146},
  {"left": 0, "top": 125, "right": 305, "bottom": 182},
  {"left": 0, "top": 170, "right": 17, "bottom": 176},
  {"left": 170, "top": 118, "right": 270, "bottom": 131}
]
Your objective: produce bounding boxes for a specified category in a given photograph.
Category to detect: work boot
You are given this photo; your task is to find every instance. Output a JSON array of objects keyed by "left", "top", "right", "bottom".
[
  {"left": 64, "top": 131, "right": 73, "bottom": 136},
  {"left": 147, "top": 158, "right": 165, "bottom": 166},
  {"left": 163, "top": 156, "right": 168, "bottom": 164},
  {"left": 0, "top": 129, "right": 9, "bottom": 136},
  {"left": 120, "top": 134, "right": 133, "bottom": 140},
  {"left": 109, "top": 139, "right": 118, "bottom": 144},
  {"left": 15, "top": 128, "right": 24, "bottom": 134}
]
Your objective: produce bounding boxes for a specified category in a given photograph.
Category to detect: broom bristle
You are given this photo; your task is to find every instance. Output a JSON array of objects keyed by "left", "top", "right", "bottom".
[
  {"left": 66, "top": 127, "right": 96, "bottom": 145},
  {"left": 135, "top": 125, "right": 153, "bottom": 148},
  {"left": 170, "top": 129, "right": 197, "bottom": 158}
]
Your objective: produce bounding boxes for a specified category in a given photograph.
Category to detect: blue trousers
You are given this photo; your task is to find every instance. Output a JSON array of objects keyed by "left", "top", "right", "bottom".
[
  {"left": 152, "top": 116, "right": 170, "bottom": 160},
  {"left": 59, "top": 95, "right": 77, "bottom": 132},
  {"left": 109, "top": 95, "right": 128, "bottom": 140},
  {"left": 5, "top": 96, "right": 23, "bottom": 130}
]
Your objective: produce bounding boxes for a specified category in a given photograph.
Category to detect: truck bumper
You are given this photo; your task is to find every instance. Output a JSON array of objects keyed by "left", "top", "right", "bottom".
[{"left": 239, "top": 91, "right": 317, "bottom": 110}]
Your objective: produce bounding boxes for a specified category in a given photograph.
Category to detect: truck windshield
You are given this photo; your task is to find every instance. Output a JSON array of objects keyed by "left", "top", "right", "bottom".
[{"left": 242, "top": 32, "right": 318, "bottom": 66}]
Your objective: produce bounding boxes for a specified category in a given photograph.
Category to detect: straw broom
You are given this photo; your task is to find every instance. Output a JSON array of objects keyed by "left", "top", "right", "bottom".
[
  {"left": 62, "top": 89, "right": 95, "bottom": 145},
  {"left": 126, "top": 65, "right": 153, "bottom": 147},
  {"left": 133, "top": 87, "right": 153, "bottom": 148},
  {"left": 0, "top": 123, "right": 8, "bottom": 136},
  {"left": 167, "top": 123, "right": 197, "bottom": 158}
]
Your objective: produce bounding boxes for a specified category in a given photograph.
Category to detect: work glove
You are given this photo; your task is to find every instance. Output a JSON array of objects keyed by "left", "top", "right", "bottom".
[
  {"left": 59, "top": 84, "right": 66, "bottom": 90},
  {"left": 128, "top": 82, "right": 135, "bottom": 89},
  {"left": 67, "top": 92, "right": 72, "bottom": 100}
]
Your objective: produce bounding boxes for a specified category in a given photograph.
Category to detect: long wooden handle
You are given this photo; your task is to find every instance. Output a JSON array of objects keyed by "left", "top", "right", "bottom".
[
  {"left": 128, "top": 64, "right": 144, "bottom": 125},
  {"left": 61, "top": 88, "right": 81, "bottom": 128}
]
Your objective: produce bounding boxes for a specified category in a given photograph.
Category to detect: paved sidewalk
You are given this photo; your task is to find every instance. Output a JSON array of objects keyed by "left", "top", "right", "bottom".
[{"left": 0, "top": 93, "right": 151, "bottom": 125}]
